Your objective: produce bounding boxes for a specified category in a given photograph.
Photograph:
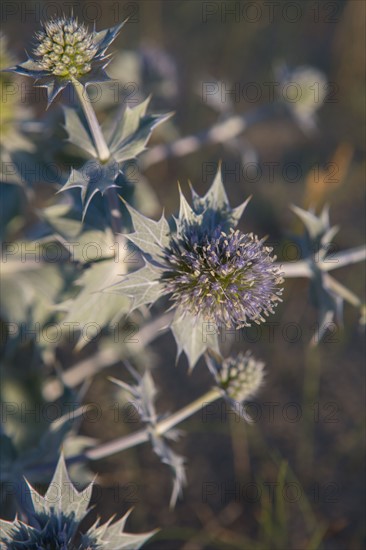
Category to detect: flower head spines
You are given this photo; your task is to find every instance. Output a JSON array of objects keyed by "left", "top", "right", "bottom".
[{"left": 162, "top": 226, "right": 284, "bottom": 328}]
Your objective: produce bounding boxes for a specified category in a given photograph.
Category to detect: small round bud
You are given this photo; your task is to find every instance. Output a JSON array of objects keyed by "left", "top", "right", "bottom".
[
  {"left": 53, "top": 63, "right": 67, "bottom": 75},
  {"left": 35, "top": 44, "right": 47, "bottom": 55},
  {"left": 49, "top": 52, "right": 60, "bottom": 62},
  {"left": 217, "top": 352, "right": 265, "bottom": 403},
  {"left": 80, "top": 63, "right": 91, "bottom": 74},
  {"left": 53, "top": 33, "right": 64, "bottom": 46},
  {"left": 64, "top": 33, "right": 75, "bottom": 45},
  {"left": 74, "top": 54, "right": 84, "bottom": 65}
]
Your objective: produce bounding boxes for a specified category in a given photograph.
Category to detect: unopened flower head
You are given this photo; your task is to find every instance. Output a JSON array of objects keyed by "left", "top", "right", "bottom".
[
  {"left": 162, "top": 225, "right": 284, "bottom": 328},
  {"left": 216, "top": 351, "right": 265, "bottom": 402},
  {"left": 6, "top": 16, "right": 124, "bottom": 103},
  {"left": 33, "top": 17, "right": 98, "bottom": 78}
]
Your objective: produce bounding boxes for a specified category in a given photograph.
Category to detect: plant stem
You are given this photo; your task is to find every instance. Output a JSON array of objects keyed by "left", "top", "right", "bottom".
[
  {"left": 24, "top": 387, "right": 222, "bottom": 474},
  {"left": 72, "top": 80, "right": 124, "bottom": 235},
  {"left": 86, "top": 387, "right": 221, "bottom": 461},
  {"left": 72, "top": 80, "right": 110, "bottom": 162}
]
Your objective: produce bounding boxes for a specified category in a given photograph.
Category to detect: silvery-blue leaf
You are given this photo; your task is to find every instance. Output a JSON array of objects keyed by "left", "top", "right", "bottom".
[
  {"left": 106, "top": 261, "right": 165, "bottom": 312},
  {"left": 82, "top": 508, "right": 158, "bottom": 549},
  {"left": 59, "top": 159, "right": 121, "bottom": 219},
  {"left": 40, "top": 203, "right": 115, "bottom": 264},
  {"left": 189, "top": 166, "right": 251, "bottom": 230},
  {"left": 171, "top": 310, "right": 220, "bottom": 370},
  {"left": 63, "top": 106, "right": 97, "bottom": 157},
  {"left": 1, "top": 454, "right": 157, "bottom": 548},
  {"left": 291, "top": 205, "right": 330, "bottom": 241},
  {"left": 61, "top": 258, "right": 131, "bottom": 349},
  {"left": 108, "top": 99, "right": 171, "bottom": 163},
  {"left": 150, "top": 433, "right": 186, "bottom": 508},
  {"left": 110, "top": 369, "right": 158, "bottom": 425},
  {"left": 123, "top": 201, "right": 170, "bottom": 262}
]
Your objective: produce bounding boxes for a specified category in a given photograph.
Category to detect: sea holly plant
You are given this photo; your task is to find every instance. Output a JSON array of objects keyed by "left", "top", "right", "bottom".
[
  {"left": 0, "top": 455, "right": 157, "bottom": 549},
  {"left": 107, "top": 170, "right": 284, "bottom": 368},
  {"left": 7, "top": 16, "right": 169, "bottom": 220},
  {"left": 1, "top": 11, "right": 365, "bottom": 547}
]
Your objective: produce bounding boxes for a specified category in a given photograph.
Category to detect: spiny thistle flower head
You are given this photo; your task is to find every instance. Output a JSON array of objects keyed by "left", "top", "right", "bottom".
[
  {"left": 162, "top": 224, "right": 283, "bottom": 328},
  {"left": 111, "top": 168, "right": 285, "bottom": 367},
  {"left": 33, "top": 17, "right": 98, "bottom": 78},
  {"left": 0, "top": 454, "right": 157, "bottom": 549},
  {"left": 214, "top": 351, "right": 265, "bottom": 402},
  {"left": 5, "top": 15, "right": 126, "bottom": 104}
]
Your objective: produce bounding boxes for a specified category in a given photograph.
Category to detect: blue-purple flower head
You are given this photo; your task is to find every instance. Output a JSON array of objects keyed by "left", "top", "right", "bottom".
[
  {"left": 162, "top": 223, "right": 283, "bottom": 328},
  {"left": 116, "top": 169, "right": 284, "bottom": 337}
]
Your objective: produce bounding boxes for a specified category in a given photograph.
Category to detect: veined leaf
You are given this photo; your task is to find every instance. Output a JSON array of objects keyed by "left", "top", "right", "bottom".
[
  {"left": 171, "top": 311, "right": 220, "bottom": 370},
  {"left": 108, "top": 98, "right": 172, "bottom": 163},
  {"left": 124, "top": 200, "right": 170, "bottom": 261},
  {"left": 58, "top": 159, "right": 121, "bottom": 220},
  {"left": 63, "top": 106, "right": 97, "bottom": 157},
  {"left": 61, "top": 258, "right": 130, "bottom": 349},
  {"left": 106, "top": 261, "right": 164, "bottom": 311}
]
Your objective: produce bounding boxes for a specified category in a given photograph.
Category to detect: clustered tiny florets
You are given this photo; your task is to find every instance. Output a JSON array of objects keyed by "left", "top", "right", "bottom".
[
  {"left": 217, "top": 352, "right": 265, "bottom": 402},
  {"left": 33, "top": 17, "right": 97, "bottom": 78},
  {"left": 162, "top": 225, "right": 284, "bottom": 328}
]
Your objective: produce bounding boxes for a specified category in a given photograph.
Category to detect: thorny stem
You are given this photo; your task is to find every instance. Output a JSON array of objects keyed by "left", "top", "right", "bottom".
[
  {"left": 25, "top": 387, "right": 222, "bottom": 473},
  {"left": 141, "top": 105, "right": 274, "bottom": 168},
  {"left": 86, "top": 387, "right": 221, "bottom": 461},
  {"left": 72, "top": 80, "right": 123, "bottom": 236}
]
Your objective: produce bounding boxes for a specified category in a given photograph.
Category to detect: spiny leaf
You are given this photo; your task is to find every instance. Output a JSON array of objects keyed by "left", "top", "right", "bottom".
[
  {"left": 61, "top": 258, "right": 131, "bottom": 349},
  {"left": 110, "top": 369, "right": 158, "bottom": 425},
  {"left": 63, "top": 106, "right": 97, "bottom": 157},
  {"left": 83, "top": 509, "right": 158, "bottom": 549},
  {"left": 291, "top": 204, "right": 330, "bottom": 241},
  {"left": 171, "top": 311, "right": 220, "bottom": 370},
  {"left": 123, "top": 200, "right": 170, "bottom": 261},
  {"left": 106, "top": 261, "right": 164, "bottom": 311},
  {"left": 176, "top": 184, "right": 201, "bottom": 232},
  {"left": 108, "top": 98, "right": 172, "bottom": 163},
  {"left": 150, "top": 433, "right": 186, "bottom": 509},
  {"left": 189, "top": 166, "right": 251, "bottom": 230},
  {"left": 58, "top": 159, "right": 121, "bottom": 220},
  {"left": 26, "top": 454, "right": 92, "bottom": 525},
  {"left": 41, "top": 203, "right": 116, "bottom": 263}
]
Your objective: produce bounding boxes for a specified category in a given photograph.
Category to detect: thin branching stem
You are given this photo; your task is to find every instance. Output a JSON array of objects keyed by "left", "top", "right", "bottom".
[
  {"left": 25, "top": 387, "right": 222, "bottom": 473},
  {"left": 72, "top": 80, "right": 110, "bottom": 162},
  {"left": 72, "top": 79, "right": 123, "bottom": 235},
  {"left": 86, "top": 386, "right": 221, "bottom": 461}
]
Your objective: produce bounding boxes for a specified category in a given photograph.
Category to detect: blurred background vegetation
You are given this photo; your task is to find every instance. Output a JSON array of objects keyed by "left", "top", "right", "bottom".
[{"left": 1, "top": 1, "right": 365, "bottom": 548}]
